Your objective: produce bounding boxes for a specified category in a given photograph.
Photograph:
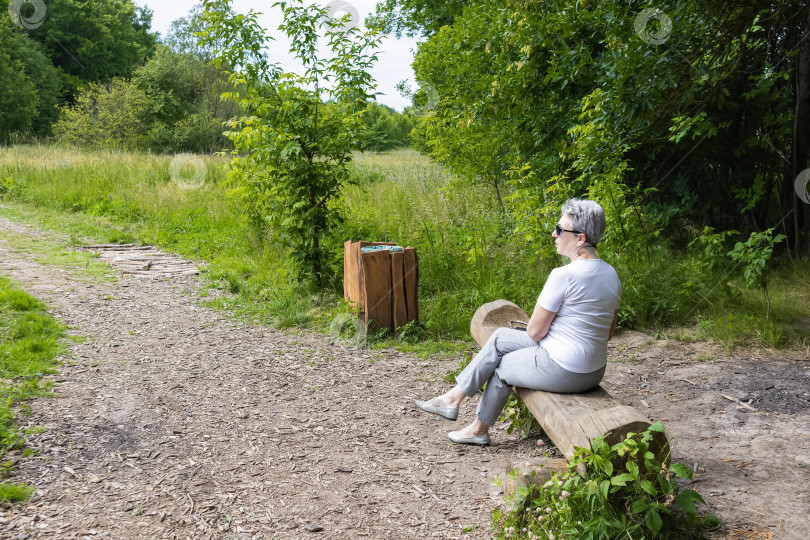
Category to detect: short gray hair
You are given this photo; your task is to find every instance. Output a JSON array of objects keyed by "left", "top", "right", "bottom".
[{"left": 561, "top": 199, "right": 606, "bottom": 247}]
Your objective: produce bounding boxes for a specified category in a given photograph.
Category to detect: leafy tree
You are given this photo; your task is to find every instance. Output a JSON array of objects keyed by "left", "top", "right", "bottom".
[
  {"left": 0, "top": 16, "right": 60, "bottom": 141},
  {"left": 12, "top": 0, "right": 157, "bottom": 100},
  {"left": 384, "top": 0, "right": 810, "bottom": 257},
  {"left": 360, "top": 102, "right": 414, "bottom": 151},
  {"left": 164, "top": 2, "right": 226, "bottom": 61},
  {"left": 52, "top": 78, "right": 151, "bottom": 150},
  {"left": 368, "top": 0, "right": 469, "bottom": 37},
  {"left": 0, "top": 19, "right": 39, "bottom": 142},
  {"left": 201, "top": 0, "right": 382, "bottom": 284},
  {"left": 132, "top": 45, "right": 239, "bottom": 153}
]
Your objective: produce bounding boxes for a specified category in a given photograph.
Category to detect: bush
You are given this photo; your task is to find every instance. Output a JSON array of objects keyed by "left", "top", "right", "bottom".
[{"left": 493, "top": 423, "right": 721, "bottom": 539}]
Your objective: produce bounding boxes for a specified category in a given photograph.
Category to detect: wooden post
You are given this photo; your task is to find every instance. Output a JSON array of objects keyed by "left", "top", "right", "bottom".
[
  {"left": 345, "top": 240, "right": 370, "bottom": 308},
  {"left": 391, "top": 250, "right": 408, "bottom": 329},
  {"left": 403, "top": 247, "right": 418, "bottom": 324},
  {"left": 360, "top": 249, "right": 393, "bottom": 330},
  {"left": 343, "top": 240, "right": 353, "bottom": 303}
]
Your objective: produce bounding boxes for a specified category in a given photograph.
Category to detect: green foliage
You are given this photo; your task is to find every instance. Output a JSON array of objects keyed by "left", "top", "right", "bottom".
[
  {"left": 201, "top": 0, "right": 382, "bottom": 284},
  {"left": 0, "top": 275, "right": 65, "bottom": 496},
  {"left": 0, "top": 178, "right": 14, "bottom": 197},
  {"left": 164, "top": 3, "right": 223, "bottom": 61},
  {"left": 500, "top": 394, "right": 539, "bottom": 438},
  {"left": 359, "top": 102, "right": 415, "bottom": 151},
  {"left": 728, "top": 228, "right": 786, "bottom": 324},
  {"left": 17, "top": 0, "right": 157, "bottom": 100},
  {"left": 52, "top": 78, "right": 152, "bottom": 150},
  {"left": 492, "top": 424, "right": 720, "bottom": 539},
  {"left": 689, "top": 227, "right": 739, "bottom": 271},
  {"left": 0, "top": 481, "right": 35, "bottom": 502},
  {"left": 0, "top": 15, "right": 61, "bottom": 142},
  {"left": 369, "top": 0, "right": 468, "bottom": 38},
  {"left": 386, "top": 0, "right": 808, "bottom": 256},
  {"left": 728, "top": 229, "right": 786, "bottom": 290},
  {"left": 132, "top": 45, "right": 240, "bottom": 153},
  {"left": 51, "top": 43, "right": 238, "bottom": 154}
]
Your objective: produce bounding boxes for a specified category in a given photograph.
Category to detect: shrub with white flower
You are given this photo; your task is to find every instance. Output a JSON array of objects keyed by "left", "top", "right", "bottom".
[{"left": 490, "top": 423, "right": 720, "bottom": 539}]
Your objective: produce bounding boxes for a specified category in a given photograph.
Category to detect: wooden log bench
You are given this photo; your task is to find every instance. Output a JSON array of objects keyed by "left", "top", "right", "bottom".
[{"left": 470, "top": 300, "right": 668, "bottom": 461}]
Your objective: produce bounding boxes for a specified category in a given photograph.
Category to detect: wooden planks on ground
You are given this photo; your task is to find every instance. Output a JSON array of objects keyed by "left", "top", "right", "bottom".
[{"left": 81, "top": 244, "right": 201, "bottom": 278}]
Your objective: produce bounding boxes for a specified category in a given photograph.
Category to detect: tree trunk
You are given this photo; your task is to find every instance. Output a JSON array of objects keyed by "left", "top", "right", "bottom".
[{"left": 791, "top": 7, "right": 810, "bottom": 256}]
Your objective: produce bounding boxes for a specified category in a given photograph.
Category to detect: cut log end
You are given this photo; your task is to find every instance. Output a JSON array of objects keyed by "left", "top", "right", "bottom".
[{"left": 470, "top": 299, "right": 529, "bottom": 348}]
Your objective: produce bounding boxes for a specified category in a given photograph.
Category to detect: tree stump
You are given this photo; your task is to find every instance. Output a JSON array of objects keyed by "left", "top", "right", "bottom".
[{"left": 470, "top": 300, "right": 668, "bottom": 460}]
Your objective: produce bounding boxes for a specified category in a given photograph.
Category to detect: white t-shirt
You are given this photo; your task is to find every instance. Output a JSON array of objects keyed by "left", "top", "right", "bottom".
[{"left": 536, "top": 259, "right": 622, "bottom": 373}]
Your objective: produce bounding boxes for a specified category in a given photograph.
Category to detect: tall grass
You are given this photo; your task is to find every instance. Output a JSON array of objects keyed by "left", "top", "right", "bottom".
[
  {"left": 0, "top": 275, "right": 65, "bottom": 501},
  {"left": 1, "top": 144, "right": 808, "bottom": 348}
]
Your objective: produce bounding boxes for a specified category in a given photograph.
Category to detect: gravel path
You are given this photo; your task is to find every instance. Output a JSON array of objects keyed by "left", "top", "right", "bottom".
[
  {"left": 1, "top": 215, "right": 809, "bottom": 539},
  {"left": 0, "top": 217, "right": 535, "bottom": 539}
]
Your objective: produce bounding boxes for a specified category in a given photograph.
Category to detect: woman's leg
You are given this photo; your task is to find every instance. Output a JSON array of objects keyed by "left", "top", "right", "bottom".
[
  {"left": 454, "top": 328, "right": 540, "bottom": 400},
  {"left": 421, "top": 328, "right": 539, "bottom": 410},
  {"left": 450, "top": 348, "right": 604, "bottom": 442},
  {"left": 474, "top": 346, "right": 605, "bottom": 427}
]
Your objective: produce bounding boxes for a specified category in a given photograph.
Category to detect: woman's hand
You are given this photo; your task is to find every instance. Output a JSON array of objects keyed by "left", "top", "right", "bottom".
[{"left": 526, "top": 306, "right": 556, "bottom": 341}]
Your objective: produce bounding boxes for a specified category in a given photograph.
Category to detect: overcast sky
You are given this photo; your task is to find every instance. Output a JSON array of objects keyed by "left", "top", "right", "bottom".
[{"left": 134, "top": 0, "right": 419, "bottom": 110}]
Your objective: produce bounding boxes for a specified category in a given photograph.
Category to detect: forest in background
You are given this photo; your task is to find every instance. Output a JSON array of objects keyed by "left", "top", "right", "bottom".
[
  {"left": 1, "top": 0, "right": 808, "bottom": 349},
  {"left": 0, "top": 0, "right": 414, "bottom": 152}
]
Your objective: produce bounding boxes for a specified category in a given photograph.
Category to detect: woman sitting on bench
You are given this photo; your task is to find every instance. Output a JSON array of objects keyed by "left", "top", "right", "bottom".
[{"left": 415, "top": 198, "right": 622, "bottom": 445}]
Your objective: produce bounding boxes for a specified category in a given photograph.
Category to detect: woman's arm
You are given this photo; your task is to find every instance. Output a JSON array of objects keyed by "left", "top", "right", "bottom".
[
  {"left": 526, "top": 305, "right": 556, "bottom": 341},
  {"left": 609, "top": 309, "right": 618, "bottom": 339}
]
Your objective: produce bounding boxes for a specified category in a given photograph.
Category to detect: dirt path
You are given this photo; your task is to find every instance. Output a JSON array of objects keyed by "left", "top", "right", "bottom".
[{"left": 0, "top": 216, "right": 809, "bottom": 539}]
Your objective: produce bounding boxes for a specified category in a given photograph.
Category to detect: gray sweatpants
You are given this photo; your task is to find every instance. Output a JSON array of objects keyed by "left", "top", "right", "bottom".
[{"left": 455, "top": 328, "right": 605, "bottom": 426}]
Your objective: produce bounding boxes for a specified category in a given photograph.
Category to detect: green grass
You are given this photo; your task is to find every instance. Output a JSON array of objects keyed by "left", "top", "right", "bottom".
[
  {"left": 0, "top": 482, "right": 35, "bottom": 502},
  {"left": 0, "top": 275, "right": 65, "bottom": 502},
  {"left": 1, "top": 144, "right": 808, "bottom": 352},
  {"left": 0, "top": 228, "right": 117, "bottom": 282}
]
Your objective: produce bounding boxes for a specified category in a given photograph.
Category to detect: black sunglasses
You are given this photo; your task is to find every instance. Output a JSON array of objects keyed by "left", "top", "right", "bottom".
[{"left": 555, "top": 223, "right": 583, "bottom": 236}]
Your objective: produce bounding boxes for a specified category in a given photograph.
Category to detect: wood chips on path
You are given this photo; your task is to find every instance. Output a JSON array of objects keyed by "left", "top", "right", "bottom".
[{"left": 1, "top": 216, "right": 809, "bottom": 539}]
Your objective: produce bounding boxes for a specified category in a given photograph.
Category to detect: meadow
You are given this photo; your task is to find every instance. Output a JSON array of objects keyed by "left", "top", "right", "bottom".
[{"left": 1, "top": 144, "right": 808, "bottom": 352}]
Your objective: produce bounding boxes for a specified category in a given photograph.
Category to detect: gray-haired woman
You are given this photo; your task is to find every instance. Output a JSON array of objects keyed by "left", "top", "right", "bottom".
[{"left": 415, "top": 199, "right": 622, "bottom": 445}]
